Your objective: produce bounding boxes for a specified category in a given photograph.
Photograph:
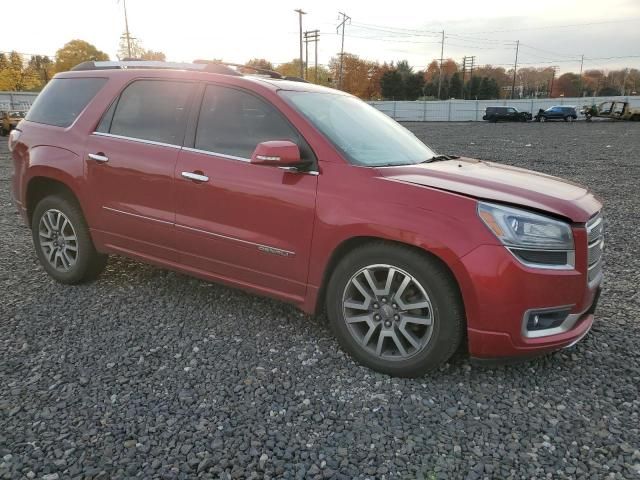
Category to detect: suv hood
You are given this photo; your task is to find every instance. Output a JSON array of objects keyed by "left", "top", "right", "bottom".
[{"left": 378, "top": 158, "right": 601, "bottom": 223}]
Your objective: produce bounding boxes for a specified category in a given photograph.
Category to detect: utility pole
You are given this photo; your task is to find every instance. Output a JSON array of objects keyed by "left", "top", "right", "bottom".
[
  {"left": 511, "top": 40, "right": 519, "bottom": 100},
  {"left": 315, "top": 31, "right": 319, "bottom": 83},
  {"left": 578, "top": 54, "right": 584, "bottom": 97},
  {"left": 461, "top": 56, "right": 466, "bottom": 99},
  {"left": 120, "top": 0, "right": 133, "bottom": 58},
  {"left": 437, "top": 30, "right": 444, "bottom": 99},
  {"left": 461, "top": 56, "right": 475, "bottom": 99},
  {"left": 304, "top": 30, "right": 320, "bottom": 83},
  {"left": 294, "top": 9, "right": 306, "bottom": 79},
  {"left": 337, "top": 12, "right": 351, "bottom": 90},
  {"left": 549, "top": 66, "right": 558, "bottom": 98}
]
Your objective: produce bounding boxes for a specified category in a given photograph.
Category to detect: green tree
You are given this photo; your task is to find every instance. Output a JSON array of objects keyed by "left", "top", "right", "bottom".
[
  {"left": 405, "top": 73, "right": 425, "bottom": 100},
  {"left": 380, "top": 69, "right": 404, "bottom": 99},
  {"left": 449, "top": 72, "right": 463, "bottom": 98},
  {"left": 55, "top": 40, "right": 109, "bottom": 72},
  {"left": 467, "top": 76, "right": 482, "bottom": 99}
]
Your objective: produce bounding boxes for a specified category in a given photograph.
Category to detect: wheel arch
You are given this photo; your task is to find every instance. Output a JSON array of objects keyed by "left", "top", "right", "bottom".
[
  {"left": 313, "top": 236, "right": 466, "bottom": 321},
  {"left": 26, "top": 176, "right": 82, "bottom": 224}
]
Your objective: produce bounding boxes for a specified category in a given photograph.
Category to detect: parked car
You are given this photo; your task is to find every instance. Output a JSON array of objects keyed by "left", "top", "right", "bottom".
[
  {"left": 482, "top": 106, "right": 532, "bottom": 122},
  {"left": 0, "top": 110, "right": 26, "bottom": 136},
  {"left": 582, "top": 101, "right": 640, "bottom": 121},
  {"left": 9, "top": 61, "right": 603, "bottom": 377},
  {"left": 535, "top": 106, "right": 578, "bottom": 122}
]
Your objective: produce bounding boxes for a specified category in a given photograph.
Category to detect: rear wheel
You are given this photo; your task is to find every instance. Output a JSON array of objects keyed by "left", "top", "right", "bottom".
[
  {"left": 326, "top": 243, "right": 465, "bottom": 377},
  {"left": 32, "top": 194, "right": 108, "bottom": 284}
]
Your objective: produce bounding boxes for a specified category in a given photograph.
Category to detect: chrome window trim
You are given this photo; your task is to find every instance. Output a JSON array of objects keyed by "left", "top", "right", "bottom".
[
  {"left": 182, "top": 147, "right": 320, "bottom": 175},
  {"left": 521, "top": 304, "right": 581, "bottom": 339},
  {"left": 102, "top": 206, "right": 172, "bottom": 225},
  {"left": 92, "top": 131, "right": 183, "bottom": 149},
  {"left": 506, "top": 247, "right": 576, "bottom": 270},
  {"left": 182, "top": 146, "right": 250, "bottom": 162},
  {"left": 176, "top": 223, "right": 295, "bottom": 257}
]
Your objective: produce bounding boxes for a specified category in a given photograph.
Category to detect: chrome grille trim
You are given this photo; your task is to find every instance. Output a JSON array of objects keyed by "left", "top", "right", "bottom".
[{"left": 586, "top": 212, "right": 604, "bottom": 283}]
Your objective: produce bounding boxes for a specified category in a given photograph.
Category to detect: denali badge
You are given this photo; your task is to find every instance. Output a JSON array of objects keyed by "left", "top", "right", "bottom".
[{"left": 258, "top": 245, "right": 293, "bottom": 257}]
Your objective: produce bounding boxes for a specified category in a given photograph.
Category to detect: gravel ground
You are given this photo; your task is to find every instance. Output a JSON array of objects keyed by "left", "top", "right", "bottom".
[{"left": 1, "top": 122, "right": 639, "bottom": 480}]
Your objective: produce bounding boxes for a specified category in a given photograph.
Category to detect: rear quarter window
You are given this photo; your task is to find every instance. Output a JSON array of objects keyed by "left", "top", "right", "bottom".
[{"left": 26, "top": 77, "right": 106, "bottom": 128}]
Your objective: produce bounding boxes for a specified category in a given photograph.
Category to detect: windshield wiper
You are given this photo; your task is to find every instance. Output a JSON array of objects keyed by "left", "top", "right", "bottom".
[{"left": 422, "top": 154, "right": 460, "bottom": 163}]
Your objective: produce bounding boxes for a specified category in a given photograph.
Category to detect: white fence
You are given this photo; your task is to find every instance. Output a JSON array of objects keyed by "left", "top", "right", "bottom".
[
  {"left": 369, "top": 96, "right": 640, "bottom": 122},
  {"left": 0, "top": 91, "right": 39, "bottom": 111}
]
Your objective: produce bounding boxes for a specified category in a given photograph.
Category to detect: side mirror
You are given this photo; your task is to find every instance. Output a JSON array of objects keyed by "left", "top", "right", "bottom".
[{"left": 251, "top": 140, "right": 301, "bottom": 167}]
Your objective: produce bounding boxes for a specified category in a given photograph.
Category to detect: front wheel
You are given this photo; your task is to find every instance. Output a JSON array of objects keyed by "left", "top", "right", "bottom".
[
  {"left": 326, "top": 243, "right": 465, "bottom": 377},
  {"left": 32, "top": 194, "right": 108, "bottom": 284},
  {"left": 540, "top": 116, "right": 547, "bottom": 123}
]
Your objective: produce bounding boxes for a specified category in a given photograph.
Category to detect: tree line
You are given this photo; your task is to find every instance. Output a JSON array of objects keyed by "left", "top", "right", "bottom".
[
  {"left": 0, "top": 39, "right": 165, "bottom": 92},
  {"left": 2, "top": 39, "right": 638, "bottom": 101}
]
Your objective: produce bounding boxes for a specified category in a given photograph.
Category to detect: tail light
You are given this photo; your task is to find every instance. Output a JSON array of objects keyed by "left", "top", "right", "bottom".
[{"left": 8, "top": 129, "right": 21, "bottom": 152}]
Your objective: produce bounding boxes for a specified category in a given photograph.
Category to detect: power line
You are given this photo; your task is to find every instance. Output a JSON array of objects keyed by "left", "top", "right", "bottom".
[{"left": 461, "top": 17, "right": 640, "bottom": 34}]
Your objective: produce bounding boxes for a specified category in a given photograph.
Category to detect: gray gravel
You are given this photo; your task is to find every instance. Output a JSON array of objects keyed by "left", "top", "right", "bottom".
[{"left": 1, "top": 122, "right": 639, "bottom": 479}]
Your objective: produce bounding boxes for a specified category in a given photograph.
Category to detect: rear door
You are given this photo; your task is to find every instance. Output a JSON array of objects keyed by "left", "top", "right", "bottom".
[
  {"left": 85, "top": 79, "right": 195, "bottom": 260},
  {"left": 174, "top": 84, "right": 318, "bottom": 300}
]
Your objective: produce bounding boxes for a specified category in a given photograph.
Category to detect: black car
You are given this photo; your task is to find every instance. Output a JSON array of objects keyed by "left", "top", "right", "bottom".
[
  {"left": 535, "top": 106, "right": 578, "bottom": 122},
  {"left": 482, "top": 106, "right": 532, "bottom": 122}
]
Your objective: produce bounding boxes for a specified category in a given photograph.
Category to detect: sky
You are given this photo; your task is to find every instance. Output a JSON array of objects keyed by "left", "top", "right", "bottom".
[{"left": 5, "top": 0, "right": 640, "bottom": 74}]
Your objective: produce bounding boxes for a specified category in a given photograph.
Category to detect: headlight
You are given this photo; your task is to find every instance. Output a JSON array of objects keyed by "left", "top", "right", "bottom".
[{"left": 478, "top": 202, "right": 574, "bottom": 268}]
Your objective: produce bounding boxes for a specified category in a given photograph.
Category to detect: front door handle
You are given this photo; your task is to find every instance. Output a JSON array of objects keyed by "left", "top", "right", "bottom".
[
  {"left": 181, "top": 171, "right": 209, "bottom": 182},
  {"left": 88, "top": 153, "right": 109, "bottom": 163}
]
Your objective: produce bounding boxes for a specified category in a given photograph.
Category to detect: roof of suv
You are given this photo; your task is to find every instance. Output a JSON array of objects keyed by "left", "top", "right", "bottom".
[{"left": 59, "top": 60, "right": 344, "bottom": 96}]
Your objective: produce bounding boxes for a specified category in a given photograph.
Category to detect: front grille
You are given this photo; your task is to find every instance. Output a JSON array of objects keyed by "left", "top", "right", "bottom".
[{"left": 586, "top": 212, "right": 604, "bottom": 283}]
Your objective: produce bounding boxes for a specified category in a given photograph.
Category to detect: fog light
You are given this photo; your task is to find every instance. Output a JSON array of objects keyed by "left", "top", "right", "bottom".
[{"left": 525, "top": 308, "right": 571, "bottom": 331}]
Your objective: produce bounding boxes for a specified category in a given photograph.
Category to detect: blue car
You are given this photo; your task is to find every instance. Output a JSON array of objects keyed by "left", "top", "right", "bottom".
[{"left": 535, "top": 106, "right": 579, "bottom": 122}]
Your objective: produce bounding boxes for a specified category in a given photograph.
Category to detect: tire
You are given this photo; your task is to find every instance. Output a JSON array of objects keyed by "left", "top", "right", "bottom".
[
  {"left": 31, "top": 194, "right": 107, "bottom": 284},
  {"left": 326, "top": 242, "right": 465, "bottom": 377},
  {"left": 540, "top": 116, "right": 546, "bottom": 123}
]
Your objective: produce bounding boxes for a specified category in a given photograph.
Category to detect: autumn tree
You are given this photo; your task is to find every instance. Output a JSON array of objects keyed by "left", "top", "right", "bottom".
[
  {"left": 27, "top": 55, "right": 54, "bottom": 86},
  {"left": 328, "top": 54, "right": 381, "bottom": 99},
  {"left": 0, "top": 51, "right": 41, "bottom": 91},
  {"left": 55, "top": 40, "right": 109, "bottom": 72},
  {"left": 275, "top": 59, "right": 303, "bottom": 78},
  {"left": 552, "top": 73, "right": 580, "bottom": 97},
  {"left": 141, "top": 50, "right": 166, "bottom": 61},
  {"left": 246, "top": 58, "right": 275, "bottom": 71}
]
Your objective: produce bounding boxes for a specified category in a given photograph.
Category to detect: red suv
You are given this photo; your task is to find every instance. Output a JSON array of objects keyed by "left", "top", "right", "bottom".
[{"left": 9, "top": 61, "right": 603, "bottom": 377}]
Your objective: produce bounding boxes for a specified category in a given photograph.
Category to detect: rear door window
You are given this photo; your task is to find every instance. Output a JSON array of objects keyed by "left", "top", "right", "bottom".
[
  {"left": 26, "top": 77, "right": 106, "bottom": 127},
  {"left": 106, "top": 80, "right": 194, "bottom": 146},
  {"left": 194, "top": 84, "right": 311, "bottom": 160}
]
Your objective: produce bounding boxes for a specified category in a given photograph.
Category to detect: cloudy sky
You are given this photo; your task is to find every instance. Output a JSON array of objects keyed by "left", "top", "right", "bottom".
[{"left": 7, "top": 0, "right": 640, "bottom": 73}]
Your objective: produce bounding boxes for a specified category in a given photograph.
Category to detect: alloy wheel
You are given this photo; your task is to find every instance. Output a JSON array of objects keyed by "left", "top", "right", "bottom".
[
  {"left": 342, "top": 264, "right": 435, "bottom": 360},
  {"left": 38, "top": 209, "right": 79, "bottom": 272}
]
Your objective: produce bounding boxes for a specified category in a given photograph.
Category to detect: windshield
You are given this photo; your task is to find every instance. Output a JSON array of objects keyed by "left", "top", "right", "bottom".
[{"left": 280, "top": 91, "right": 437, "bottom": 166}]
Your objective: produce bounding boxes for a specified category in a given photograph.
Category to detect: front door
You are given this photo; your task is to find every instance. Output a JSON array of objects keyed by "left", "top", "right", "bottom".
[
  {"left": 85, "top": 79, "right": 195, "bottom": 260},
  {"left": 174, "top": 84, "right": 318, "bottom": 301}
]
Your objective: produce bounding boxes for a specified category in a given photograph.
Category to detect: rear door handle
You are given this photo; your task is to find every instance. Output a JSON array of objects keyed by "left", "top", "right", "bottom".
[
  {"left": 88, "top": 153, "right": 109, "bottom": 163},
  {"left": 181, "top": 171, "right": 209, "bottom": 182}
]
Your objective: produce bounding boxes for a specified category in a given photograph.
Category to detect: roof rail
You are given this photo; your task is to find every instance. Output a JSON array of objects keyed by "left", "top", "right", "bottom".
[{"left": 70, "top": 59, "right": 309, "bottom": 82}]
